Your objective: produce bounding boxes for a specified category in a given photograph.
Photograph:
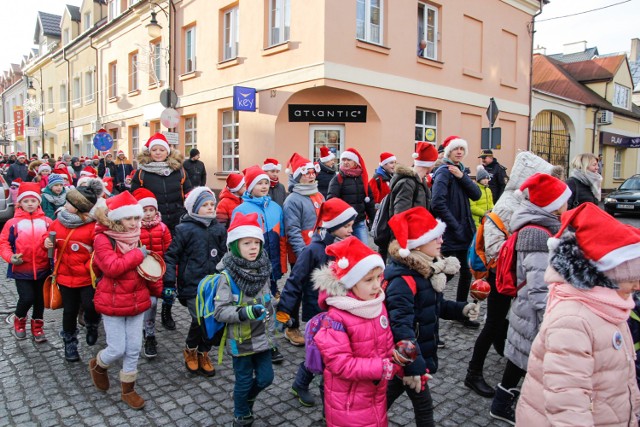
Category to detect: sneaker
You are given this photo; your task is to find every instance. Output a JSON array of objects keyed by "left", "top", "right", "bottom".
[
  {"left": 13, "top": 316, "right": 27, "bottom": 340},
  {"left": 144, "top": 336, "right": 157, "bottom": 359},
  {"left": 291, "top": 385, "right": 316, "bottom": 407},
  {"left": 233, "top": 413, "right": 254, "bottom": 427},
  {"left": 437, "top": 337, "right": 446, "bottom": 349},
  {"left": 271, "top": 347, "right": 284, "bottom": 365},
  {"left": 285, "top": 328, "right": 305, "bottom": 347}
]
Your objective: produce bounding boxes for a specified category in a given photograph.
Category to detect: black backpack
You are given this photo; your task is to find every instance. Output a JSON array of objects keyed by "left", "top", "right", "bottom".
[{"left": 372, "top": 176, "right": 419, "bottom": 248}]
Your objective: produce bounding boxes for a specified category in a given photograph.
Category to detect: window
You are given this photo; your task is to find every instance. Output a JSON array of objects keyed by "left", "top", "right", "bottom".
[
  {"left": 72, "top": 77, "right": 81, "bottom": 106},
  {"left": 222, "top": 110, "right": 239, "bottom": 172},
  {"left": 613, "top": 83, "right": 630, "bottom": 109},
  {"left": 269, "top": 0, "right": 290, "bottom": 46},
  {"left": 85, "top": 71, "right": 94, "bottom": 102},
  {"left": 60, "top": 83, "right": 68, "bottom": 111},
  {"left": 223, "top": 7, "right": 239, "bottom": 61},
  {"left": 109, "top": 0, "right": 120, "bottom": 20},
  {"left": 47, "top": 87, "right": 53, "bottom": 111},
  {"left": 150, "top": 120, "right": 161, "bottom": 134},
  {"left": 130, "top": 125, "right": 139, "bottom": 159},
  {"left": 184, "top": 116, "right": 197, "bottom": 157},
  {"left": 356, "top": 0, "right": 382, "bottom": 44},
  {"left": 63, "top": 29, "right": 70, "bottom": 45},
  {"left": 129, "top": 51, "right": 138, "bottom": 91},
  {"left": 184, "top": 26, "right": 196, "bottom": 73},
  {"left": 415, "top": 109, "right": 437, "bottom": 145},
  {"left": 613, "top": 148, "right": 623, "bottom": 179},
  {"left": 84, "top": 12, "right": 92, "bottom": 31},
  {"left": 417, "top": 3, "right": 438, "bottom": 59},
  {"left": 108, "top": 61, "right": 117, "bottom": 98},
  {"left": 150, "top": 39, "right": 162, "bottom": 84}
]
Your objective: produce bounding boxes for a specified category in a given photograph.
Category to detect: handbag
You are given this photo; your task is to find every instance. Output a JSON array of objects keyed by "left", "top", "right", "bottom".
[{"left": 43, "top": 229, "right": 75, "bottom": 310}]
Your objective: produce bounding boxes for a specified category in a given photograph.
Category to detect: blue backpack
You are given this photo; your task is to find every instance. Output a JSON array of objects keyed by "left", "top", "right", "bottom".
[
  {"left": 467, "top": 212, "right": 508, "bottom": 280},
  {"left": 196, "top": 270, "right": 240, "bottom": 348}
]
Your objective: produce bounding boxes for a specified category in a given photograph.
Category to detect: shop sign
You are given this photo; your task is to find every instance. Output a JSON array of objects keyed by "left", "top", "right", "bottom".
[
  {"left": 288, "top": 105, "right": 367, "bottom": 122},
  {"left": 233, "top": 86, "right": 256, "bottom": 112},
  {"left": 13, "top": 107, "right": 24, "bottom": 141},
  {"left": 600, "top": 131, "right": 640, "bottom": 148}
]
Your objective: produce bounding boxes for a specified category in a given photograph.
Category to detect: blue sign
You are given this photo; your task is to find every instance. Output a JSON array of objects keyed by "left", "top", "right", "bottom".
[
  {"left": 93, "top": 130, "right": 114, "bottom": 151},
  {"left": 233, "top": 86, "right": 256, "bottom": 112}
]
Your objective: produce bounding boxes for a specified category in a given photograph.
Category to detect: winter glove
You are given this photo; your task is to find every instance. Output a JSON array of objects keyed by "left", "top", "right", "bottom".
[
  {"left": 463, "top": 303, "right": 480, "bottom": 321},
  {"left": 275, "top": 311, "right": 294, "bottom": 331},
  {"left": 392, "top": 339, "right": 418, "bottom": 366},
  {"left": 138, "top": 245, "right": 149, "bottom": 258},
  {"left": 403, "top": 375, "right": 422, "bottom": 393},
  {"left": 162, "top": 288, "right": 176, "bottom": 305},
  {"left": 10, "top": 254, "right": 23, "bottom": 265},
  {"left": 421, "top": 371, "right": 433, "bottom": 391},
  {"left": 239, "top": 304, "right": 267, "bottom": 322}
]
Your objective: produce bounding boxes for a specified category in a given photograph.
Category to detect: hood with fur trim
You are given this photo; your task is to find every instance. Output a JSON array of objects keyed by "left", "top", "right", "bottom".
[
  {"left": 393, "top": 164, "right": 417, "bottom": 179},
  {"left": 136, "top": 148, "right": 184, "bottom": 171},
  {"left": 28, "top": 160, "right": 44, "bottom": 173},
  {"left": 312, "top": 264, "right": 348, "bottom": 303}
]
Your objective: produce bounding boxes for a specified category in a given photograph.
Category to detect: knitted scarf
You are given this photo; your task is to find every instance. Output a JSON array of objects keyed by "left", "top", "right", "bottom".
[
  {"left": 58, "top": 209, "right": 93, "bottom": 229},
  {"left": 141, "top": 211, "right": 162, "bottom": 229},
  {"left": 221, "top": 251, "right": 272, "bottom": 297},
  {"left": 270, "top": 176, "right": 279, "bottom": 188},
  {"left": 571, "top": 169, "right": 602, "bottom": 201},
  {"left": 103, "top": 227, "right": 141, "bottom": 254},
  {"left": 139, "top": 161, "right": 173, "bottom": 176},
  {"left": 326, "top": 291, "right": 385, "bottom": 319},
  {"left": 546, "top": 282, "right": 634, "bottom": 324},
  {"left": 188, "top": 212, "right": 214, "bottom": 227},
  {"left": 339, "top": 165, "right": 362, "bottom": 178},
  {"left": 42, "top": 191, "right": 66, "bottom": 206},
  {"left": 291, "top": 182, "right": 319, "bottom": 196}
]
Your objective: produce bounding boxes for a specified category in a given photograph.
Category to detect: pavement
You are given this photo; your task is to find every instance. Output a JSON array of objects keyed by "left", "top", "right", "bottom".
[{"left": 0, "top": 259, "right": 509, "bottom": 427}]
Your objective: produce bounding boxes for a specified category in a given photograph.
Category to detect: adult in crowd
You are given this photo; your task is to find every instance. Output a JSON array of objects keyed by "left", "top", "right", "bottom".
[
  {"left": 327, "top": 147, "right": 375, "bottom": 243},
  {"left": 316, "top": 146, "right": 336, "bottom": 199},
  {"left": 6, "top": 152, "right": 29, "bottom": 184},
  {"left": 262, "top": 158, "right": 286, "bottom": 207},
  {"left": 114, "top": 150, "right": 134, "bottom": 193},
  {"left": 565, "top": 153, "right": 601, "bottom": 208},
  {"left": 183, "top": 148, "right": 206, "bottom": 187},
  {"left": 516, "top": 203, "right": 640, "bottom": 427},
  {"left": 91, "top": 155, "right": 100, "bottom": 170},
  {"left": 70, "top": 157, "right": 84, "bottom": 186},
  {"left": 98, "top": 152, "right": 117, "bottom": 179},
  {"left": 478, "top": 149, "right": 508, "bottom": 202},
  {"left": 431, "top": 136, "right": 481, "bottom": 325},
  {"left": 368, "top": 152, "right": 396, "bottom": 207}
]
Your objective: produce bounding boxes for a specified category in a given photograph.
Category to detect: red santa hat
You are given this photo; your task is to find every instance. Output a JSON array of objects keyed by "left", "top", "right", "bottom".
[
  {"left": 133, "top": 188, "right": 158, "bottom": 209},
  {"left": 242, "top": 165, "right": 270, "bottom": 193},
  {"left": 339, "top": 148, "right": 370, "bottom": 202},
  {"left": 226, "top": 173, "right": 245, "bottom": 193},
  {"left": 325, "top": 236, "right": 385, "bottom": 289},
  {"left": 17, "top": 182, "right": 41, "bottom": 203},
  {"left": 80, "top": 166, "right": 97, "bottom": 178},
  {"left": 388, "top": 207, "right": 446, "bottom": 257},
  {"left": 442, "top": 135, "right": 468, "bottom": 159},
  {"left": 92, "top": 155, "right": 100, "bottom": 160},
  {"left": 10, "top": 178, "right": 22, "bottom": 188},
  {"left": 102, "top": 177, "right": 114, "bottom": 196},
  {"left": 16, "top": 152, "right": 26, "bottom": 160},
  {"left": 116, "top": 149, "right": 125, "bottom": 157},
  {"left": 286, "top": 153, "right": 320, "bottom": 180},
  {"left": 102, "top": 151, "right": 113, "bottom": 158},
  {"left": 262, "top": 158, "right": 282, "bottom": 172},
  {"left": 126, "top": 170, "right": 136, "bottom": 181},
  {"left": 105, "top": 191, "right": 143, "bottom": 221},
  {"left": 412, "top": 142, "right": 438, "bottom": 167},
  {"left": 53, "top": 167, "right": 72, "bottom": 184},
  {"left": 379, "top": 152, "right": 396, "bottom": 167},
  {"left": 145, "top": 132, "right": 170, "bottom": 153},
  {"left": 319, "top": 146, "right": 335, "bottom": 163},
  {"left": 516, "top": 173, "right": 571, "bottom": 213},
  {"left": 314, "top": 198, "right": 357, "bottom": 233},
  {"left": 227, "top": 212, "right": 265, "bottom": 246}
]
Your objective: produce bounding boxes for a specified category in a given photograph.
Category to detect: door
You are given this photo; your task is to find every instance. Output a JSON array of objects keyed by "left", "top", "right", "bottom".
[
  {"left": 531, "top": 111, "right": 570, "bottom": 173},
  {"left": 309, "top": 125, "right": 345, "bottom": 161}
]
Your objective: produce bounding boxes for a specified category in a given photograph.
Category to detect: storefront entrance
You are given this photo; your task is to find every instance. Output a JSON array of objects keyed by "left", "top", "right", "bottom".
[{"left": 309, "top": 125, "right": 345, "bottom": 161}]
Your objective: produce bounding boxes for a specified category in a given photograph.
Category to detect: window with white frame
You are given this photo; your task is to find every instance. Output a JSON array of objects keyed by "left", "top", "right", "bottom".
[
  {"left": 222, "top": 110, "right": 239, "bottom": 172},
  {"left": 613, "top": 83, "right": 630, "bottom": 109},
  {"left": 415, "top": 109, "right": 437, "bottom": 145},
  {"left": 63, "top": 29, "right": 70, "bottom": 45},
  {"left": 60, "top": 83, "right": 68, "bottom": 111},
  {"left": 129, "top": 51, "right": 138, "bottom": 91},
  {"left": 150, "top": 39, "right": 162, "bottom": 84},
  {"left": 109, "top": 0, "right": 120, "bottom": 20},
  {"left": 130, "top": 125, "right": 139, "bottom": 159},
  {"left": 84, "top": 12, "right": 92, "bottom": 31},
  {"left": 417, "top": 2, "right": 438, "bottom": 59},
  {"left": 184, "top": 116, "right": 197, "bottom": 157},
  {"left": 184, "top": 26, "right": 196, "bottom": 73},
  {"left": 223, "top": 7, "right": 239, "bottom": 61},
  {"left": 613, "top": 148, "right": 623, "bottom": 179},
  {"left": 356, "top": 0, "right": 383, "bottom": 44},
  {"left": 108, "top": 61, "right": 117, "bottom": 98},
  {"left": 269, "top": 0, "right": 290, "bottom": 46},
  {"left": 47, "top": 87, "right": 53, "bottom": 111},
  {"left": 85, "top": 71, "right": 94, "bottom": 103},
  {"left": 72, "top": 77, "right": 81, "bottom": 106}
]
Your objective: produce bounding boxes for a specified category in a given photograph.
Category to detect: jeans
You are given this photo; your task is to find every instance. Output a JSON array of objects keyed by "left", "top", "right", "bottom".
[
  {"left": 143, "top": 296, "right": 158, "bottom": 337},
  {"left": 387, "top": 375, "right": 434, "bottom": 427},
  {"left": 468, "top": 272, "right": 512, "bottom": 372},
  {"left": 100, "top": 313, "right": 144, "bottom": 373},
  {"left": 232, "top": 350, "right": 274, "bottom": 418},
  {"left": 58, "top": 284, "right": 100, "bottom": 333},
  {"left": 352, "top": 220, "right": 369, "bottom": 243},
  {"left": 442, "top": 249, "right": 472, "bottom": 302},
  {"left": 180, "top": 297, "right": 211, "bottom": 352},
  {"left": 15, "top": 278, "right": 46, "bottom": 319}
]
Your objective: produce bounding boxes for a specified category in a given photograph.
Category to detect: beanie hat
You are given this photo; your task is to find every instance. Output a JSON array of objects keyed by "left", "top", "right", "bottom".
[
  {"left": 242, "top": 165, "right": 270, "bottom": 193},
  {"left": 478, "top": 149, "right": 494, "bottom": 159},
  {"left": 105, "top": 191, "right": 143, "bottom": 221},
  {"left": 116, "top": 149, "right": 125, "bottom": 158},
  {"left": 66, "top": 178, "right": 103, "bottom": 213},
  {"left": 388, "top": 206, "right": 446, "bottom": 257},
  {"left": 476, "top": 165, "right": 491, "bottom": 182},
  {"left": 133, "top": 188, "right": 158, "bottom": 210},
  {"left": 262, "top": 158, "right": 282, "bottom": 172},
  {"left": 340, "top": 148, "right": 370, "bottom": 203},
  {"left": 16, "top": 152, "right": 26, "bottom": 160},
  {"left": 47, "top": 174, "right": 64, "bottom": 188},
  {"left": 412, "top": 142, "right": 438, "bottom": 167},
  {"left": 185, "top": 187, "right": 216, "bottom": 215},
  {"left": 190, "top": 148, "right": 200, "bottom": 158},
  {"left": 548, "top": 202, "right": 640, "bottom": 288},
  {"left": 226, "top": 173, "right": 245, "bottom": 193},
  {"left": 379, "top": 152, "right": 396, "bottom": 167},
  {"left": 325, "top": 236, "right": 385, "bottom": 289},
  {"left": 38, "top": 163, "right": 51, "bottom": 174},
  {"left": 314, "top": 198, "right": 357, "bottom": 233},
  {"left": 442, "top": 135, "right": 468, "bottom": 159},
  {"left": 227, "top": 212, "right": 265, "bottom": 246},
  {"left": 319, "top": 146, "right": 335, "bottom": 163},
  {"left": 285, "top": 153, "right": 320, "bottom": 180},
  {"left": 516, "top": 172, "right": 571, "bottom": 213},
  {"left": 145, "top": 132, "right": 170, "bottom": 152},
  {"left": 17, "top": 182, "right": 41, "bottom": 203}
]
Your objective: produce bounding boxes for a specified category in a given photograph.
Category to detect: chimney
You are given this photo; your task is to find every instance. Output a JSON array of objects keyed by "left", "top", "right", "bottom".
[
  {"left": 631, "top": 38, "right": 640, "bottom": 63},
  {"left": 533, "top": 45, "right": 547, "bottom": 55},
  {"left": 563, "top": 41, "right": 587, "bottom": 55}
]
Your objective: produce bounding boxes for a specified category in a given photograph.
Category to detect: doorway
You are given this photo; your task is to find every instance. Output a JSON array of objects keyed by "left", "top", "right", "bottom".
[{"left": 309, "top": 125, "right": 345, "bottom": 161}]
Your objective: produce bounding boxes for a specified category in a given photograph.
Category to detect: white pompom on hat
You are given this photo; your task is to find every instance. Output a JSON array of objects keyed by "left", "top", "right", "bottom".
[
  {"left": 325, "top": 236, "right": 385, "bottom": 289},
  {"left": 519, "top": 172, "right": 571, "bottom": 213},
  {"left": 286, "top": 153, "right": 319, "bottom": 180},
  {"left": 227, "top": 212, "right": 265, "bottom": 246},
  {"left": 388, "top": 206, "right": 446, "bottom": 257}
]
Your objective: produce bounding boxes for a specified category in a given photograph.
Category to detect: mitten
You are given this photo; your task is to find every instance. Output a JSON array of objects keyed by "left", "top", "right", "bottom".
[
  {"left": 381, "top": 358, "right": 395, "bottom": 380},
  {"left": 402, "top": 375, "right": 422, "bottom": 393},
  {"left": 239, "top": 304, "right": 266, "bottom": 321},
  {"left": 392, "top": 339, "right": 418, "bottom": 366},
  {"left": 162, "top": 288, "right": 176, "bottom": 304},
  {"left": 463, "top": 303, "right": 480, "bottom": 321},
  {"left": 275, "top": 311, "right": 294, "bottom": 330},
  {"left": 421, "top": 370, "right": 433, "bottom": 391},
  {"left": 10, "top": 254, "right": 23, "bottom": 265},
  {"left": 138, "top": 245, "right": 149, "bottom": 258}
]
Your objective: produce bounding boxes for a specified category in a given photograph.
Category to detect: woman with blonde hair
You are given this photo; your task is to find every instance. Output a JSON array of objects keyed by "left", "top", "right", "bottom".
[{"left": 565, "top": 153, "right": 601, "bottom": 208}]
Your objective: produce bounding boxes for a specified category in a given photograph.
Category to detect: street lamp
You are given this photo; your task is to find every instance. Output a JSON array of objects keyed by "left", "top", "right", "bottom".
[
  {"left": 27, "top": 81, "right": 37, "bottom": 97},
  {"left": 146, "top": 11, "right": 162, "bottom": 39},
  {"left": 25, "top": 76, "right": 45, "bottom": 157}
]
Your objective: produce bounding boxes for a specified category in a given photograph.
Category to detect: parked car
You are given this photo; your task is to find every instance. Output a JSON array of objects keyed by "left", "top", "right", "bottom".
[
  {"left": 604, "top": 174, "right": 640, "bottom": 216},
  {"left": 0, "top": 174, "right": 14, "bottom": 224}
]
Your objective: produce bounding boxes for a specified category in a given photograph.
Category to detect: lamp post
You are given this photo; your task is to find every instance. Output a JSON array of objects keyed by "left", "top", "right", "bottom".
[
  {"left": 146, "top": 1, "right": 174, "bottom": 91},
  {"left": 26, "top": 77, "right": 45, "bottom": 157}
]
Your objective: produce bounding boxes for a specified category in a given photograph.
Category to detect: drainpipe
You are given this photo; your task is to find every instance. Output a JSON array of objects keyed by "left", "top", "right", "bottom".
[
  {"left": 90, "top": 36, "right": 100, "bottom": 130},
  {"left": 63, "top": 48, "right": 71, "bottom": 154},
  {"left": 527, "top": 1, "right": 546, "bottom": 149},
  {"left": 170, "top": 0, "right": 176, "bottom": 92},
  {"left": 39, "top": 67, "right": 45, "bottom": 154},
  {"left": 591, "top": 107, "right": 601, "bottom": 154}
]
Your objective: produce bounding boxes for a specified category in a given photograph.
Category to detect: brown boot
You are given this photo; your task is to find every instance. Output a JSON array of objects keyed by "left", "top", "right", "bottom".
[
  {"left": 89, "top": 353, "right": 110, "bottom": 391},
  {"left": 120, "top": 371, "right": 145, "bottom": 410},
  {"left": 183, "top": 346, "right": 199, "bottom": 373},
  {"left": 197, "top": 351, "right": 216, "bottom": 377}
]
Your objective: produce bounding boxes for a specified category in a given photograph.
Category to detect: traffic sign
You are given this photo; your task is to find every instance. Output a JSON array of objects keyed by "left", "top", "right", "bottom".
[
  {"left": 160, "top": 108, "right": 180, "bottom": 128},
  {"left": 481, "top": 127, "right": 501, "bottom": 150},
  {"left": 93, "top": 129, "right": 114, "bottom": 151},
  {"left": 163, "top": 131, "right": 179, "bottom": 145},
  {"left": 160, "top": 89, "right": 178, "bottom": 109},
  {"left": 486, "top": 98, "right": 499, "bottom": 127}
]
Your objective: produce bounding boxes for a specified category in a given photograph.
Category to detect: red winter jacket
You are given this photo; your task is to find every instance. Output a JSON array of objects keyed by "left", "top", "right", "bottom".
[
  {"left": 47, "top": 220, "right": 95, "bottom": 288},
  {"left": 215, "top": 187, "right": 242, "bottom": 228},
  {"left": 140, "top": 221, "right": 172, "bottom": 258},
  {"left": 0, "top": 207, "right": 52, "bottom": 279},
  {"left": 92, "top": 225, "right": 162, "bottom": 317}
]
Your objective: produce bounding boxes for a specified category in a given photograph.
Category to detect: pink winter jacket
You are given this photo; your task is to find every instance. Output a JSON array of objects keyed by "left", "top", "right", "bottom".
[
  {"left": 314, "top": 289, "right": 395, "bottom": 427},
  {"left": 517, "top": 290, "right": 640, "bottom": 426}
]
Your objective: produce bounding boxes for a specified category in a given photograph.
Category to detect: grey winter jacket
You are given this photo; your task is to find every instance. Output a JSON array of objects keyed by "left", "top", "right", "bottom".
[
  {"left": 389, "top": 165, "right": 430, "bottom": 215},
  {"left": 282, "top": 187, "right": 324, "bottom": 257},
  {"left": 504, "top": 201, "right": 560, "bottom": 371}
]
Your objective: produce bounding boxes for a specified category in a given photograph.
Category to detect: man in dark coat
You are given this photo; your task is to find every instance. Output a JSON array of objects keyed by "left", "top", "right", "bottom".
[
  {"left": 114, "top": 150, "right": 134, "bottom": 192},
  {"left": 316, "top": 146, "right": 336, "bottom": 199},
  {"left": 98, "top": 152, "right": 117, "bottom": 179},
  {"left": 479, "top": 149, "right": 508, "bottom": 202},
  {"left": 5, "top": 152, "right": 29, "bottom": 184},
  {"left": 183, "top": 148, "right": 207, "bottom": 187}
]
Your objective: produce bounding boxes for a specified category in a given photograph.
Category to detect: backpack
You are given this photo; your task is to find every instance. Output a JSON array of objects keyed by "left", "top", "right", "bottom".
[
  {"left": 304, "top": 312, "right": 346, "bottom": 374},
  {"left": 495, "top": 225, "right": 551, "bottom": 297},
  {"left": 195, "top": 270, "right": 240, "bottom": 349},
  {"left": 467, "top": 212, "right": 509, "bottom": 280},
  {"left": 372, "top": 176, "right": 419, "bottom": 247}
]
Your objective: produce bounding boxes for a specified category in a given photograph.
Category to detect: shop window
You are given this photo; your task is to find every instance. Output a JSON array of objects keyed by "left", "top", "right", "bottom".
[
  {"left": 222, "top": 110, "right": 239, "bottom": 172},
  {"left": 310, "top": 125, "right": 344, "bottom": 161},
  {"left": 269, "top": 0, "right": 290, "bottom": 46},
  {"left": 223, "top": 7, "right": 239, "bottom": 61},
  {"left": 184, "top": 116, "right": 197, "bottom": 158},
  {"left": 415, "top": 109, "right": 437, "bottom": 145},
  {"left": 356, "top": 0, "right": 383, "bottom": 45},
  {"left": 613, "top": 148, "right": 623, "bottom": 179},
  {"left": 417, "top": 2, "right": 438, "bottom": 59}
]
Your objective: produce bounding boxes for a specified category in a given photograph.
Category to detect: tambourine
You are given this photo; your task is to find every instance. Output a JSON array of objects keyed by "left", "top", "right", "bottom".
[{"left": 137, "top": 252, "right": 166, "bottom": 281}]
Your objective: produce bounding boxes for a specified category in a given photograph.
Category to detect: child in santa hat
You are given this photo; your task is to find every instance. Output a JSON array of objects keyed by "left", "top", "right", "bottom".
[
  {"left": 163, "top": 187, "right": 227, "bottom": 376},
  {"left": 90, "top": 191, "right": 162, "bottom": 410},
  {"left": 216, "top": 172, "right": 245, "bottom": 229},
  {"left": 277, "top": 198, "right": 356, "bottom": 408},
  {"left": 133, "top": 188, "right": 172, "bottom": 359},
  {"left": 384, "top": 206, "right": 478, "bottom": 426},
  {"left": 0, "top": 183, "right": 53, "bottom": 343},
  {"left": 262, "top": 158, "right": 286, "bottom": 207},
  {"left": 213, "top": 212, "right": 276, "bottom": 427},
  {"left": 316, "top": 146, "right": 337, "bottom": 199},
  {"left": 41, "top": 173, "right": 68, "bottom": 219},
  {"left": 369, "top": 152, "right": 396, "bottom": 207},
  {"left": 34, "top": 163, "right": 52, "bottom": 189},
  {"left": 9, "top": 178, "right": 21, "bottom": 204}
]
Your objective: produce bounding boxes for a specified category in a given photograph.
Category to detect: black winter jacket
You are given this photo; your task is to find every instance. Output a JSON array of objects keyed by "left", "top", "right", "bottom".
[
  {"left": 163, "top": 214, "right": 227, "bottom": 298},
  {"left": 268, "top": 182, "right": 287, "bottom": 208},
  {"left": 114, "top": 159, "right": 134, "bottom": 190},
  {"left": 98, "top": 159, "right": 118, "bottom": 181},
  {"left": 183, "top": 158, "right": 207, "bottom": 187},
  {"left": 565, "top": 176, "right": 597, "bottom": 208},
  {"left": 483, "top": 158, "right": 508, "bottom": 202},
  {"left": 389, "top": 165, "right": 431, "bottom": 215},
  {"left": 327, "top": 172, "right": 376, "bottom": 223},
  {"left": 316, "top": 162, "right": 336, "bottom": 199}
]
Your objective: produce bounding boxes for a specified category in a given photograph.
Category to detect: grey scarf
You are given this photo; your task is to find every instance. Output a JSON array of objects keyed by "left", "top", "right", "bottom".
[
  {"left": 57, "top": 209, "right": 94, "bottom": 228},
  {"left": 43, "top": 192, "right": 66, "bottom": 206},
  {"left": 571, "top": 169, "right": 602, "bottom": 201},
  {"left": 221, "top": 251, "right": 272, "bottom": 297},
  {"left": 139, "top": 161, "right": 173, "bottom": 176},
  {"left": 188, "top": 212, "right": 214, "bottom": 227},
  {"left": 292, "top": 182, "right": 319, "bottom": 196}
]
